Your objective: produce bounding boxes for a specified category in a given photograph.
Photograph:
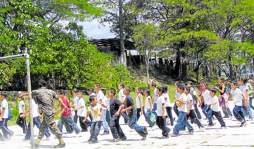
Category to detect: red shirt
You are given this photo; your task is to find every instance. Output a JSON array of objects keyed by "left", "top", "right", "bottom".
[{"left": 61, "top": 96, "right": 71, "bottom": 116}]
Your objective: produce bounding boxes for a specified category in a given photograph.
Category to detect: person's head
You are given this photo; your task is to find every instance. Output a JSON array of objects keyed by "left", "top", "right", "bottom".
[
  {"left": 156, "top": 86, "right": 163, "bottom": 96},
  {"left": 94, "top": 83, "right": 102, "bottom": 92},
  {"left": 151, "top": 80, "right": 157, "bottom": 88},
  {"left": 237, "top": 78, "right": 244, "bottom": 86},
  {"left": 210, "top": 88, "right": 217, "bottom": 97},
  {"left": 87, "top": 89, "right": 94, "bottom": 95},
  {"left": 59, "top": 90, "right": 65, "bottom": 98},
  {"left": 118, "top": 84, "right": 125, "bottom": 90},
  {"left": 162, "top": 86, "right": 168, "bottom": 94},
  {"left": 108, "top": 88, "right": 116, "bottom": 99},
  {"left": 124, "top": 87, "right": 131, "bottom": 96},
  {"left": 231, "top": 81, "right": 238, "bottom": 90},
  {"left": 136, "top": 87, "right": 142, "bottom": 94},
  {"left": 144, "top": 89, "right": 150, "bottom": 97},
  {"left": 0, "top": 92, "right": 8, "bottom": 101},
  {"left": 199, "top": 81, "right": 207, "bottom": 91},
  {"left": 218, "top": 77, "right": 225, "bottom": 84},
  {"left": 89, "top": 95, "right": 97, "bottom": 106},
  {"left": 38, "top": 80, "right": 47, "bottom": 88},
  {"left": 177, "top": 83, "right": 186, "bottom": 94},
  {"left": 77, "top": 90, "right": 83, "bottom": 98}
]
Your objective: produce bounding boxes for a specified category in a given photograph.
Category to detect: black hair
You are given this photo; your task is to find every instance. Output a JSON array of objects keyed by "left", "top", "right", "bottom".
[
  {"left": 1, "top": 92, "right": 8, "bottom": 98},
  {"left": 162, "top": 86, "right": 168, "bottom": 94},
  {"left": 38, "top": 80, "right": 47, "bottom": 88},
  {"left": 59, "top": 90, "right": 65, "bottom": 95},
  {"left": 210, "top": 88, "right": 217, "bottom": 94},
  {"left": 177, "top": 83, "right": 186, "bottom": 90},
  {"left": 89, "top": 95, "right": 96, "bottom": 103},
  {"left": 120, "top": 84, "right": 125, "bottom": 88},
  {"left": 109, "top": 88, "right": 116, "bottom": 96},
  {"left": 144, "top": 89, "right": 150, "bottom": 96}
]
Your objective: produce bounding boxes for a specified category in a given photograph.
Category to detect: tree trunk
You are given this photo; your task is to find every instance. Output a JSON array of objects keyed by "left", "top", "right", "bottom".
[
  {"left": 119, "top": 0, "right": 127, "bottom": 66},
  {"left": 175, "top": 48, "right": 181, "bottom": 78}
]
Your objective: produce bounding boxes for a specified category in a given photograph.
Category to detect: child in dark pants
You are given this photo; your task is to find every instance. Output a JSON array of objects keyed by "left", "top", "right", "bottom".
[
  {"left": 122, "top": 87, "right": 148, "bottom": 140},
  {"left": 156, "top": 87, "right": 170, "bottom": 138},
  {"left": 230, "top": 81, "right": 247, "bottom": 127},
  {"left": 16, "top": 95, "right": 27, "bottom": 134},
  {"left": 108, "top": 89, "right": 126, "bottom": 142},
  {"left": 186, "top": 88, "right": 203, "bottom": 129},
  {"left": 87, "top": 96, "right": 102, "bottom": 144},
  {"left": 207, "top": 89, "right": 226, "bottom": 128}
]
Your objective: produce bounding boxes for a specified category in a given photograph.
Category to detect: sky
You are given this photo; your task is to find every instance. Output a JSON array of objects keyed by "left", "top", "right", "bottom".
[{"left": 78, "top": 19, "right": 116, "bottom": 39}]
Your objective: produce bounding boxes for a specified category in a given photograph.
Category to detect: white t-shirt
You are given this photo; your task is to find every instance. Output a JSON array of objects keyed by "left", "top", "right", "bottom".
[
  {"left": 135, "top": 93, "right": 142, "bottom": 109},
  {"left": 202, "top": 90, "right": 211, "bottom": 105},
  {"left": 156, "top": 95, "right": 165, "bottom": 116},
  {"left": 231, "top": 88, "right": 243, "bottom": 106},
  {"left": 186, "top": 94, "right": 194, "bottom": 110},
  {"left": 73, "top": 96, "right": 79, "bottom": 108},
  {"left": 178, "top": 93, "right": 188, "bottom": 113},
  {"left": 77, "top": 98, "right": 86, "bottom": 117},
  {"left": 208, "top": 96, "right": 220, "bottom": 112},
  {"left": 18, "top": 100, "right": 25, "bottom": 114},
  {"left": 163, "top": 93, "right": 172, "bottom": 107},
  {"left": 119, "top": 89, "right": 125, "bottom": 103},
  {"left": 154, "top": 88, "right": 158, "bottom": 103},
  {"left": 96, "top": 90, "right": 107, "bottom": 110},
  {"left": 145, "top": 96, "right": 152, "bottom": 111},
  {"left": 32, "top": 99, "right": 39, "bottom": 118},
  {"left": 89, "top": 104, "right": 102, "bottom": 122},
  {"left": 239, "top": 85, "right": 247, "bottom": 93},
  {"left": 1, "top": 99, "right": 9, "bottom": 119}
]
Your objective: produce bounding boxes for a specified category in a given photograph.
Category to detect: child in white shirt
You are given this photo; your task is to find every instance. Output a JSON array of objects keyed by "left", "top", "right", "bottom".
[{"left": 207, "top": 88, "right": 226, "bottom": 128}]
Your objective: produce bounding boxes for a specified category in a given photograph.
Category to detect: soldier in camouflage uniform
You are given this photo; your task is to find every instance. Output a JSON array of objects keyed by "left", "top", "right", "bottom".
[{"left": 33, "top": 80, "right": 65, "bottom": 148}]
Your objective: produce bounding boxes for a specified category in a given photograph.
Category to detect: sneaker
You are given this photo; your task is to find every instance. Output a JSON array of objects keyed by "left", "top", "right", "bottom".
[
  {"left": 221, "top": 126, "right": 227, "bottom": 129},
  {"left": 102, "top": 131, "right": 110, "bottom": 135},
  {"left": 120, "top": 137, "right": 127, "bottom": 141},
  {"left": 171, "top": 134, "right": 179, "bottom": 137},
  {"left": 189, "top": 130, "right": 194, "bottom": 135},
  {"left": 240, "top": 121, "right": 247, "bottom": 127},
  {"left": 141, "top": 135, "right": 147, "bottom": 140},
  {"left": 54, "top": 143, "right": 66, "bottom": 148},
  {"left": 162, "top": 135, "right": 169, "bottom": 139},
  {"left": 112, "top": 138, "right": 120, "bottom": 142},
  {"left": 89, "top": 139, "right": 98, "bottom": 144}
]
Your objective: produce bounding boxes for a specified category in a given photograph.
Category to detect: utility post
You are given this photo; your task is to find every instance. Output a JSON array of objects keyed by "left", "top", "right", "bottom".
[{"left": 0, "top": 50, "right": 35, "bottom": 149}]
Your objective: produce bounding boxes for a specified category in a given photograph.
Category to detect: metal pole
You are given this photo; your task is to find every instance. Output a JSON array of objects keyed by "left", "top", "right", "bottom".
[
  {"left": 0, "top": 52, "right": 34, "bottom": 148},
  {"left": 25, "top": 51, "right": 35, "bottom": 149}
]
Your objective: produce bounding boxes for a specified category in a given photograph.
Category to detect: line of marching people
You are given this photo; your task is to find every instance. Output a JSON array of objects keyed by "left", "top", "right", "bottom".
[{"left": 0, "top": 77, "right": 254, "bottom": 146}]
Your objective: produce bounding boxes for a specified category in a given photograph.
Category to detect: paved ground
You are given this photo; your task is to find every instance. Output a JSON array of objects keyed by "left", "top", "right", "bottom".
[{"left": 1, "top": 103, "right": 254, "bottom": 149}]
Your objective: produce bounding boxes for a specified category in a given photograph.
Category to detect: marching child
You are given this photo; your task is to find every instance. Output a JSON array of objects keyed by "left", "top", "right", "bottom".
[
  {"left": 87, "top": 95, "right": 103, "bottom": 143},
  {"left": 16, "top": 93, "right": 27, "bottom": 134},
  {"left": 231, "top": 81, "right": 247, "bottom": 127},
  {"left": 156, "top": 87, "right": 170, "bottom": 138},
  {"left": 172, "top": 83, "right": 194, "bottom": 136},
  {"left": 122, "top": 87, "right": 148, "bottom": 140},
  {"left": 108, "top": 89, "right": 126, "bottom": 142},
  {"left": 207, "top": 88, "right": 226, "bottom": 128},
  {"left": 185, "top": 88, "right": 203, "bottom": 129},
  {"left": 162, "top": 86, "right": 174, "bottom": 126},
  {"left": 143, "top": 89, "right": 152, "bottom": 125},
  {"left": 135, "top": 87, "right": 143, "bottom": 121}
]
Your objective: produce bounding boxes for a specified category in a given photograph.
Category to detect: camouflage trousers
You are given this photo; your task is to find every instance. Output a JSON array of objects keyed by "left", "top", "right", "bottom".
[{"left": 38, "top": 113, "right": 62, "bottom": 140}]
